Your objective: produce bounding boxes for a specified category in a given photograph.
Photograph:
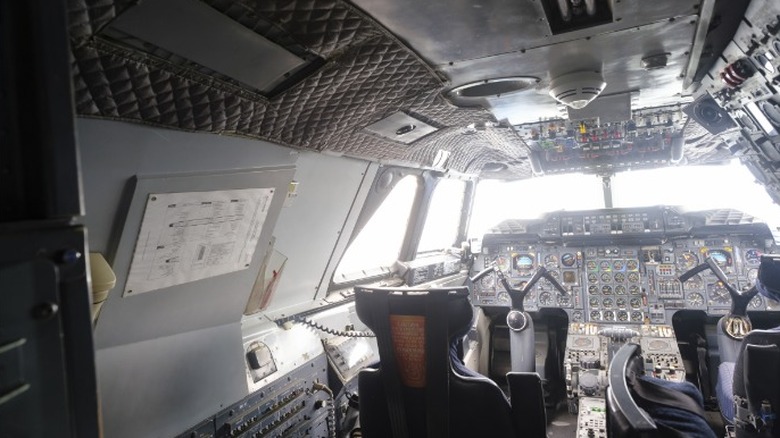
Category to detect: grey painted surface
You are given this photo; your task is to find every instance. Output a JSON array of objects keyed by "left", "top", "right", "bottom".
[
  {"left": 263, "top": 152, "right": 374, "bottom": 317},
  {"left": 77, "top": 119, "right": 299, "bottom": 437},
  {"left": 96, "top": 323, "right": 245, "bottom": 438},
  {"left": 96, "top": 167, "right": 294, "bottom": 348},
  {"left": 77, "top": 118, "right": 296, "bottom": 253}
]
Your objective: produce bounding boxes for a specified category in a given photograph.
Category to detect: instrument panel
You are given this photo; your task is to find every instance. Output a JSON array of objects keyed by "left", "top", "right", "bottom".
[{"left": 472, "top": 208, "right": 778, "bottom": 323}]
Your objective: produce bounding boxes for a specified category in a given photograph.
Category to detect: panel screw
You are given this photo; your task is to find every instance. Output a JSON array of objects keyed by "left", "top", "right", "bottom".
[
  {"left": 59, "top": 249, "right": 82, "bottom": 264},
  {"left": 32, "top": 302, "right": 59, "bottom": 320}
]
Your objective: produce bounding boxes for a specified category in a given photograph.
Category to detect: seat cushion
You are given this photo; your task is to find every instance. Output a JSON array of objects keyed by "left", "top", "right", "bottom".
[
  {"left": 716, "top": 361, "right": 736, "bottom": 423},
  {"left": 637, "top": 376, "right": 717, "bottom": 438}
]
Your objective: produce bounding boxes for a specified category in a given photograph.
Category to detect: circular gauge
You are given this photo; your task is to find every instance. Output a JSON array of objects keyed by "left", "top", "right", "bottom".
[
  {"left": 627, "top": 272, "right": 640, "bottom": 283},
  {"left": 676, "top": 251, "right": 698, "bottom": 270},
  {"left": 586, "top": 261, "right": 597, "bottom": 271},
  {"left": 601, "top": 273, "right": 612, "bottom": 283},
  {"left": 616, "top": 297, "right": 627, "bottom": 308},
  {"left": 539, "top": 292, "right": 553, "bottom": 306},
  {"left": 602, "top": 285, "right": 613, "bottom": 295},
  {"left": 572, "top": 310, "right": 584, "bottom": 322},
  {"left": 557, "top": 294, "right": 570, "bottom": 306},
  {"left": 588, "top": 273, "right": 598, "bottom": 284},
  {"left": 480, "top": 274, "right": 495, "bottom": 289},
  {"left": 748, "top": 268, "right": 758, "bottom": 283},
  {"left": 617, "top": 311, "right": 629, "bottom": 322},
  {"left": 745, "top": 249, "right": 762, "bottom": 265},
  {"left": 590, "top": 311, "right": 602, "bottom": 321},
  {"left": 682, "top": 274, "right": 703, "bottom": 290},
  {"left": 750, "top": 295, "right": 763, "bottom": 309},
  {"left": 626, "top": 260, "right": 639, "bottom": 271},
  {"left": 707, "top": 249, "right": 732, "bottom": 267},
  {"left": 588, "top": 285, "right": 599, "bottom": 295},
  {"left": 686, "top": 292, "right": 704, "bottom": 307},
  {"left": 599, "top": 261, "right": 612, "bottom": 271},
  {"left": 497, "top": 292, "right": 510, "bottom": 303},
  {"left": 629, "top": 297, "right": 642, "bottom": 309},
  {"left": 613, "top": 260, "right": 625, "bottom": 271},
  {"left": 602, "top": 298, "right": 614, "bottom": 308},
  {"left": 615, "top": 285, "right": 626, "bottom": 295},
  {"left": 513, "top": 253, "right": 535, "bottom": 274},
  {"left": 629, "top": 285, "right": 641, "bottom": 295},
  {"left": 562, "top": 253, "right": 577, "bottom": 267},
  {"left": 589, "top": 297, "right": 600, "bottom": 308},
  {"left": 614, "top": 272, "right": 625, "bottom": 283},
  {"left": 603, "top": 310, "right": 615, "bottom": 321},
  {"left": 708, "top": 282, "right": 731, "bottom": 305},
  {"left": 544, "top": 254, "right": 559, "bottom": 269},
  {"left": 494, "top": 255, "right": 510, "bottom": 271},
  {"left": 631, "top": 311, "right": 643, "bottom": 322}
]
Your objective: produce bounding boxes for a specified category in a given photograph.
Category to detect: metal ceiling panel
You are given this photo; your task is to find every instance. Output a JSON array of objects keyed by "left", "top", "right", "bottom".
[
  {"left": 350, "top": 0, "right": 699, "bottom": 66},
  {"left": 442, "top": 17, "right": 697, "bottom": 124}
]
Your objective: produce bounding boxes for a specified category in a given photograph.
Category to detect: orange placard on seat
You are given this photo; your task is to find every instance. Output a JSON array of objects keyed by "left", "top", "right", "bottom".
[{"left": 389, "top": 314, "right": 426, "bottom": 388}]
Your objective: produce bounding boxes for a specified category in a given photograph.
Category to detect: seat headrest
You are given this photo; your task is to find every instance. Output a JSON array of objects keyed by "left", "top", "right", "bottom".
[
  {"left": 354, "top": 286, "right": 473, "bottom": 340},
  {"left": 757, "top": 255, "right": 780, "bottom": 302}
]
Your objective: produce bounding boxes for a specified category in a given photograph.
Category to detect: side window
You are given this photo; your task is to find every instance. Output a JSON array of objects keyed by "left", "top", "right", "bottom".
[
  {"left": 416, "top": 178, "right": 467, "bottom": 253},
  {"left": 333, "top": 175, "right": 419, "bottom": 283}
]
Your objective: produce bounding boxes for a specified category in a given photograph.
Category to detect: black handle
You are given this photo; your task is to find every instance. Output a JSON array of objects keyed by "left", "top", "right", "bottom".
[{"left": 469, "top": 266, "right": 496, "bottom": 283}]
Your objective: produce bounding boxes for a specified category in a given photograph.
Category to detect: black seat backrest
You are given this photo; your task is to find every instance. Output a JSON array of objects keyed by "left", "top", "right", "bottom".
[
  {"left": 607, "top": 343, "right": 716, "bottom": 438},
  {"left": 354, "top": 286, "right": 524, "bottom": 438},
  {"left": 733, "top": 255, "right": 780, "bottom": 437},
  {"left": 733, "top": 329, "right": 780, "bottom": 438}
]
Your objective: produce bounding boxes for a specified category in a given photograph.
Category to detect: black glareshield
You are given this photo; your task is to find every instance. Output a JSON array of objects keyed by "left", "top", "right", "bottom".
[{"left": 757, "top": 254, "right": 780, "bottom": 300}]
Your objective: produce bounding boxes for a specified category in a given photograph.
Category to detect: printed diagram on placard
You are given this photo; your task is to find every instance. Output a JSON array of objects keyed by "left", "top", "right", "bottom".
[{"left": 124, "top": 188, "right": 274, "bottom": 295}]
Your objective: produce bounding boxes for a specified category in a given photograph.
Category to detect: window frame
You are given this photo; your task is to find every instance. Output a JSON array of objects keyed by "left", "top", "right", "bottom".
[{"left": 327, "top": 168, "right": 475, "bottom": 292}]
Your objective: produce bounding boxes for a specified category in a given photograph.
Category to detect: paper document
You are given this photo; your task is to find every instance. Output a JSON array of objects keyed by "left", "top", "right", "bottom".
[{"left": 124, "top": 188, "right": 274, "bottom": 295}]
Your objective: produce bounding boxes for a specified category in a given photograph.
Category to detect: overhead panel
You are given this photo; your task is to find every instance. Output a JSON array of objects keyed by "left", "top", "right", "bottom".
[
  {"left": 108, "top": 0, "right": 306, "bottom": 93},
  {"left": 568, "top": 92, "right": 634, "bottom": 123}
]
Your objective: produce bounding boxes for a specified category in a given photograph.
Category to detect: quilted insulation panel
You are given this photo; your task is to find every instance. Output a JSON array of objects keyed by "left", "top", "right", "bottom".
[{"left": 67, "top": 0, "right": 533, "bottom": 177}]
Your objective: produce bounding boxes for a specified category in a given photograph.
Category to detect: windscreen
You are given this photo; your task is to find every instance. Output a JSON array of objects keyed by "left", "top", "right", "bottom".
[{"left": 469, "top": 159, "right": 780, "bottom": 239}]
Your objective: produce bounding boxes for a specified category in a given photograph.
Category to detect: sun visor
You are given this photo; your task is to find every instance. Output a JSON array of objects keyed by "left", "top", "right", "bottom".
[{"left": 107, "top": 0, "right": 307, "bottom": 93}]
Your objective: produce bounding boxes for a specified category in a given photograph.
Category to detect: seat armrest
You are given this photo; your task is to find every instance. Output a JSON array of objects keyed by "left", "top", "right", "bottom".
[{"left": 507, "top": 372, "right": 546, "bottom": 438}]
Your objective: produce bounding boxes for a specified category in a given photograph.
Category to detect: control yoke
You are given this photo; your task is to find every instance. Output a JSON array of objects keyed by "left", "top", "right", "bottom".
[
  {"left": 680, "top": 256, "right": 757, "bottom": 339},
  {"left": 679, "top": 257, "right": 757, "bottom": 318},
  {"left": 470, "top": 265, "right": 568, "bottom": 312},
  {"left": 471, "top": 264, "right": 568, "bottom": 374}
]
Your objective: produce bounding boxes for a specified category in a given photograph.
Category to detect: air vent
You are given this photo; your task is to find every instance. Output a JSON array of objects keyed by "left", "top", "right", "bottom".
[
  {"left": 445, "top": 77, "right": 540, "bottom": 107},
  {"left": 704, "top": 210, "right": 757, "bottom": 225},
  {"left": 363, "top": 112, "right": 438, "bottom": 144},
  {"left": 549, "top": 71, "right": 606, "bottom": 109}
]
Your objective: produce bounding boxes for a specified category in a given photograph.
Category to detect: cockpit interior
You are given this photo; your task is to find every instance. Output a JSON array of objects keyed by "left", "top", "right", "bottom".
[{"left": 5, "top": 0, "right": 780, "bottom": 437}]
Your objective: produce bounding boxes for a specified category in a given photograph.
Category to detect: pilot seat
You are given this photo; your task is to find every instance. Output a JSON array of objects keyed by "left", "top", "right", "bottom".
[
  {"left": 354, "top": 286, "right": 546, "bottom": 438},
  {"left": 606, "top": 343, "right": 716, "bottom": 438},
  {"left": 718, "top": 255, "right": 780, "bottom": 437}
]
